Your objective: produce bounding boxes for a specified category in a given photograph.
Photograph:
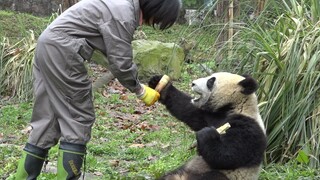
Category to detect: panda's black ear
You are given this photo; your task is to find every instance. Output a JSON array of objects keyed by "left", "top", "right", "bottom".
[
  {"left": 207, "top": 77, "right": 216, "bottom": 90},
  {"left": 239, "top": 75, "right": 258, "bottom": 95}
]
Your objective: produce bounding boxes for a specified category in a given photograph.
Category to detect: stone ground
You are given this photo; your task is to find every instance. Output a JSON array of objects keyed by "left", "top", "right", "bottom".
[{"left": 44, "top": 162, "right": 101, "bottom": 180}]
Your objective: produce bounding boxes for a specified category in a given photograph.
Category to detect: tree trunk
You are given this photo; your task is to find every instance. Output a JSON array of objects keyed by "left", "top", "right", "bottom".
[
  {"left": 215, "top": 0, "right": 240, "bottom": 63},
  {"left": 216, "top": 0, "right": 240, "bottom": 46},
  {"left": 216, "top": 0, "right": 230, "bottom": 48},
  {"left": 255, "top": 0, "right": 266, "bottom": 16}
]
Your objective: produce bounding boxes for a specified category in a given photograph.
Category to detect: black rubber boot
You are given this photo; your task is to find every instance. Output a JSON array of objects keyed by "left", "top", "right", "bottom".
[
  {"left": 57, "top": 141, "right": 86, "bottom": 180},
  {"left": 15, "top": 143, "right": 48, "bottom": 180}
]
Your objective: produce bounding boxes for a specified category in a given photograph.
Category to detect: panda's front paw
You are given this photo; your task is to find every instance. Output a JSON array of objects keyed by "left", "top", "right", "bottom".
[
  {"left": 149, "top": 75, "right": 172, "bottom": 103},
  {"left": 196, "top": 127, "right": 220, "bottom": 142},
  {"left": 148, "top": 75, "right": 163, "bottom": 89}
]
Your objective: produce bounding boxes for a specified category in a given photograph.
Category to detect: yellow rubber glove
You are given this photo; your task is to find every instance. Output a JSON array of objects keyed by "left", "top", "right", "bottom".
[{"left": 137, "top": 84, "right": 160, "bottom": 106}]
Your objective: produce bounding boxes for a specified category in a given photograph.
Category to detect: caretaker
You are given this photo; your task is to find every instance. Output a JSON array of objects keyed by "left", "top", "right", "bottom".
[{"left": 14, "top": 0, "right": 181, "bottom": 179}]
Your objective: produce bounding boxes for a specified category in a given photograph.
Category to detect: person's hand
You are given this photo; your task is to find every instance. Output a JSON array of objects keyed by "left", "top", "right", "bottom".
[{"left": 137, "top": 84, "right": 160, "bottom": 106}]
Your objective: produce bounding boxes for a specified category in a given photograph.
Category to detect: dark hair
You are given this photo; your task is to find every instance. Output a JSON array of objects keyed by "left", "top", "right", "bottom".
[{"left": 139, "top": 0, "right": 181, "bottom": 30}]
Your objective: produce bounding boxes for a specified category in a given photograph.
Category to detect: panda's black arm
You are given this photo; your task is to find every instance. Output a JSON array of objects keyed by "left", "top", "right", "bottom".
[
  {"left": 160, "top": 85, "right": 210, "bottom": 131},
  {"left": 196, "top": 116, "right": 267, "bottom": 169}
]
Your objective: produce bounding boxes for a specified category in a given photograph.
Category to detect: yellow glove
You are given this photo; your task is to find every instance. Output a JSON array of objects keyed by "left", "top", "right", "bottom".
[{"left": 137, "top": 84, "right": 160, "bottom": 106}]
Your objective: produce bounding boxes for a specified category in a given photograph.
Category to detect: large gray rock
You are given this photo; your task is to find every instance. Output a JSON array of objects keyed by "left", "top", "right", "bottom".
[
  {"left": 132, "top": 39, "right": 184, "bottom": 81},
  {"left": 90, "top": 40, "right": 185, "bottom": 85}
]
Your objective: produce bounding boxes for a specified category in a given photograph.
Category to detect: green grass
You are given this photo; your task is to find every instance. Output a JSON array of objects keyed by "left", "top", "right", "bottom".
[
  {"left": 0, "top": 86, "right": 196, "bottom": 179},
  {"left": 0, "top": 11, "right": 49, "bottom": 40},
  {"left": 260, "top": 162, "right": 320, "bottom": 180},
  {"left": 1, "top": 73, "right": 319, "bottom": 179}
]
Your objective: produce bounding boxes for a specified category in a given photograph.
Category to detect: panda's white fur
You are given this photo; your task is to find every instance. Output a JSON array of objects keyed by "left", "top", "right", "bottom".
[{"left": 148, "top": 72, "right": 267, "bottom": 180}]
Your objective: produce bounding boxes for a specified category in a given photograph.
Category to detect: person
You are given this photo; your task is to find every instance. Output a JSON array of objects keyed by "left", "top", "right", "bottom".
[{"left": 14, "top": 0, "right": 181, "bottom": 179}]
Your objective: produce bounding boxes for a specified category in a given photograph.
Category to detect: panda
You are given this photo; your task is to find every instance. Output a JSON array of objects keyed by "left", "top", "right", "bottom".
[{"left": 148, "top": 72, "right": 267, "bottom": 180}]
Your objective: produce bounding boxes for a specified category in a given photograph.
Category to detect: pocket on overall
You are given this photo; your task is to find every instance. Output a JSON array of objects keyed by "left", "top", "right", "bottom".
[{"left": 68, "top": 38, "right": 94, "bottom": 76}]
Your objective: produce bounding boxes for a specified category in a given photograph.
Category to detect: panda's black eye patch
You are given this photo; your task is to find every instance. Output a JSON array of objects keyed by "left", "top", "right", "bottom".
[{"left": 207, "top": 77, "right": 216, "bottom": 90}]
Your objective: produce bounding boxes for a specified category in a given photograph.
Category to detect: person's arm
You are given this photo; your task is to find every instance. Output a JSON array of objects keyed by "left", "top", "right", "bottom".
[{"left": 98, "top": 19, "right": 159, "bottom": 105}]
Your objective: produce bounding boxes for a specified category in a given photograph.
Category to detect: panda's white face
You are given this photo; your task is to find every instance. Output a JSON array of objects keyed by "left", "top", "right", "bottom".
[
  {"left": 191, "top": 72, "right": 245, "bottom": 108},
  {"left": 191, "top": 75, "right": 216, "bottom": 108}
]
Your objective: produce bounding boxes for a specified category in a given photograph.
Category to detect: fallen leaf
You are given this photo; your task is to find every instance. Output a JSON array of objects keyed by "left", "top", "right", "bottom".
[
  {"left": 93, "top": 171, "right": 104, "bottom": 176},
  {"left": 147, "top": 156, "right": 157, "bottom": 161},
  {"left": 120, "top": 94, "right": 128, "bottom": 100},
  {"left": 21, "top": 126, "right": 32, "bottom": 134},
  {"left": 109, "top": 160, "right": 120, "bottom": 167},
  {"left": 102, "top": 89, "right": 109, "bottom": 97},
  {"left": 167, "top": 122, "right": 178, "bottom": 127},
  {"left": 99, "top": 137, "right": 109, "bottom": 142},
  {"left": 145, "top": 141, "right": 158, "bottom": 147},
  {"left": 129, "top": 143, "right": 145, "bottom": 148},
  {"left": 161, "top": 144, "right": 170, "bottom": 149}
]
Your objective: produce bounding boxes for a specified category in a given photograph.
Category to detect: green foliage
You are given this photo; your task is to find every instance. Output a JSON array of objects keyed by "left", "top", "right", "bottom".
[
  {"left": 182, "top": 0, "right": 203, "bottom": 8},
  {"left": 296, "top": 150, "right": 310, "bottom": 164},
  {"left": 259, "top": 1, "right": 320, "bottom": 168},
  {"left": 0, "top": 12, "right": 43, "bottom": 101},
  {"left": 260, "top": 161, "right": 320, "bottom": 179},
  {"left": 0, "top": 102, "right": 32, "bottom": 178},
  {"left": 0, "top": 11, "right": 48, "bottom": 40},
  {"left": 0, "top": 12, "right": 62, "bottom": 102},
  {"left": 0, "top": 32, "right": 36, "bottom": 101}
]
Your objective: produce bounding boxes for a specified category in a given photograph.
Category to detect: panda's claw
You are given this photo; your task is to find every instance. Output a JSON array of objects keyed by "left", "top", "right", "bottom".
[{"left": 148, "top": 75, "right": 163, "bottom": 89}]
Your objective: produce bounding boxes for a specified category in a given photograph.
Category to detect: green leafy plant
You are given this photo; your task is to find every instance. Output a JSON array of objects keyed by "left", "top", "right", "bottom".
[
  {"left": 0, "top": 31, "right": 36, "bottom": 101},
  {"left": 296, "top": 150, "right": 310, "bottom": 165}
]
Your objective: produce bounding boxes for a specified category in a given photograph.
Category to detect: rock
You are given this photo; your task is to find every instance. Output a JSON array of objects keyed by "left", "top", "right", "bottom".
[
  {"left": 90, "top": 40, "right": 185, "bottom": 83},
  {"left": 132, "top": 39, "right": 184, "bottom": 81}
]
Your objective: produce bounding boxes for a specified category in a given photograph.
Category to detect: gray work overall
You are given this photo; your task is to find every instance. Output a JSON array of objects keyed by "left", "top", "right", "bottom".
[{"left": 28, "top": 0, "right": 141, "bottom": 149}]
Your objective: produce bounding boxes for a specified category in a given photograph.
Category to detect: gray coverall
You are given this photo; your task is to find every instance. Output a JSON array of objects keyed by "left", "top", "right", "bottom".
[{"left": 29, "top": 0, "right": 141, "bottom": 149}]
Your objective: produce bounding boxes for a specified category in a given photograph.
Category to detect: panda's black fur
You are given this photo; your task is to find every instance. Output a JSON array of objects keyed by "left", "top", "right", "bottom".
[{"left": 148, "top": 72, "right": 267, "bottom": 180}]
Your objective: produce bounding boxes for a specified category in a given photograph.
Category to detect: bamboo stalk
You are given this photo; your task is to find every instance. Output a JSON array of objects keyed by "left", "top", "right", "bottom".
[
  {"left": 228, "top": 0, "right": 234, "bottom": 40},
  {"left": 155, "top": 75, "right": 170, "bottom": 92},
  {"left": 217, "top": 123, "right": 231, "bottom": 134}
]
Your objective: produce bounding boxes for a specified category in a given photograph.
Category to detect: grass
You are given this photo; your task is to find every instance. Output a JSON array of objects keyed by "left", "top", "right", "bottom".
[
  {"left": 1, "top": 71, "right": 319, "bottom": 179},
  {"left": 0, "top": 11, "right": 49, "bottom": 40},
  {"left": 0, "top": 82, "right": 196, "bottom": 179}
]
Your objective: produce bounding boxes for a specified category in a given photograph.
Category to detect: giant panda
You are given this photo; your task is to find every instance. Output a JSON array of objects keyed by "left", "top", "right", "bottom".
[{"left": 148, "top": 72, "right": 267, "bottom": 180}]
